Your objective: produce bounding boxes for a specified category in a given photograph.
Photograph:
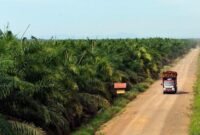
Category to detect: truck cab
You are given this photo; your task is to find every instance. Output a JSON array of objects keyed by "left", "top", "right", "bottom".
[{"left": 162, "top": 71, "right": 177, "bottom": 94}]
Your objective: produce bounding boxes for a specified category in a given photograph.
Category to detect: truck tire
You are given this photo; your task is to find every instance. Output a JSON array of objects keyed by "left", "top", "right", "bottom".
[
  {"left": 174, "top": 87, "right": 177, "bottom": 94},
  {"left": 163, "top": 91, "right": 166, "bottom": 94},
  {"left": 173, "top": 89, "right": 177, "bottom": 94}
]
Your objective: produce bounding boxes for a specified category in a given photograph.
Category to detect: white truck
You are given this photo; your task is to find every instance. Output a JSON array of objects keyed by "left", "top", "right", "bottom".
[{"left": 162, "top": 71, "right": 178, "bottom": 94}]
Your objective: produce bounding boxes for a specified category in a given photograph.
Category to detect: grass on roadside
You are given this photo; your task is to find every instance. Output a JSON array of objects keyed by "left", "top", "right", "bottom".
[
  {"left": 71, "top": 80, "right": 151, "bottom": 135},
  {"left": 190, "top": 54, "right": 200, "bottom": 135}
]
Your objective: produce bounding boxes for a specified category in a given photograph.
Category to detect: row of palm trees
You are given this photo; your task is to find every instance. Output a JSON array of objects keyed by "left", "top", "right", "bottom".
[{"left": 0, "top": 30, "right": 197, "bottom": 135}]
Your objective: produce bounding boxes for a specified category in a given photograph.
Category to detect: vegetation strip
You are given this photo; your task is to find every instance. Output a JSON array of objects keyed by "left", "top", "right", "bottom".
[
  {"left": 190, "top": 51, "right": 200, "bottom": 135},
  {"left": 0, "top": 30, "right": 197, "bottom": 135}
]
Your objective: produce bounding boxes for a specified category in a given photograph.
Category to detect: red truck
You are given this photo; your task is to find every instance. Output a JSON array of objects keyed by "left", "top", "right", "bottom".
[{"left": 162, "top": 71, "right": 178, "bottom": 94}]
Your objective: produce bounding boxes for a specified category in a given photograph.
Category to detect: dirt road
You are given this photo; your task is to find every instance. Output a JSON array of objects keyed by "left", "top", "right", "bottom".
[{"left": 98, "top": 48, "right": 199, "bottom": 135}]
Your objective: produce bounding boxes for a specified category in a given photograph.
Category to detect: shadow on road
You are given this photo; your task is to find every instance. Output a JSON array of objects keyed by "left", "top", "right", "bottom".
[{"left": 176, "top": 91, "right": 190, "bottom": 95}]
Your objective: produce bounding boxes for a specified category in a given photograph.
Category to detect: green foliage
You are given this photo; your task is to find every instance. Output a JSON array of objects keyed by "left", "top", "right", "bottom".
[
  {"left": 190, "top": 54, "right": 200, "bottom": 135},
  {"left": 9, "top": 121, "right": 46, "bottom": 135},
  {"left": 0, "top": 114, "right": 14, "bottom": 135},
  {"left": 0, "top": 29, "right": 197, "bottom": 135}
]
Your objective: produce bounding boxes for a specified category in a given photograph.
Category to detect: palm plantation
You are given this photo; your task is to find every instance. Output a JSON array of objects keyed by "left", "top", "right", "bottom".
[{"left": 0, "top": 30, "right": 197, "bottom": 135}]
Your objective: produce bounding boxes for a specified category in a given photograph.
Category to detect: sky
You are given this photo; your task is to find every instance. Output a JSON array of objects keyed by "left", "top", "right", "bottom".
[{"left": 0, "top": 0, "right": 200, "bottom": 39}]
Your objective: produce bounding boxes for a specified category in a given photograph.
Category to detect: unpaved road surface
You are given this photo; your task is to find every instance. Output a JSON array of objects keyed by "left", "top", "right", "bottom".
[{"left": 98, "top": 48, "right": 199, "bottom": 135}]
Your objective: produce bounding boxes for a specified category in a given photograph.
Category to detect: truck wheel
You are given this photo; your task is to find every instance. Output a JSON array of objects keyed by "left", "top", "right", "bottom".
[
  {"left": 163, "top": 91, "right": 166, "bottom": 94},
  {"left": 174, "top": 89, "right": 177, "bottom": 94}
]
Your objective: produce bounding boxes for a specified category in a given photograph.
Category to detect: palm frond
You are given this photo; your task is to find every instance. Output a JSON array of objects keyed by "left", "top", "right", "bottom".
[{"left": 9, "top": 121, "right": 46, "bottom": 135}]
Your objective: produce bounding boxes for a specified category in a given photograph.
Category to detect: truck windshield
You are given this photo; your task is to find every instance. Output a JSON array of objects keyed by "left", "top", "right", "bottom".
[{"left": 164, "top": 81, "right": 174, "bottom": 86}]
